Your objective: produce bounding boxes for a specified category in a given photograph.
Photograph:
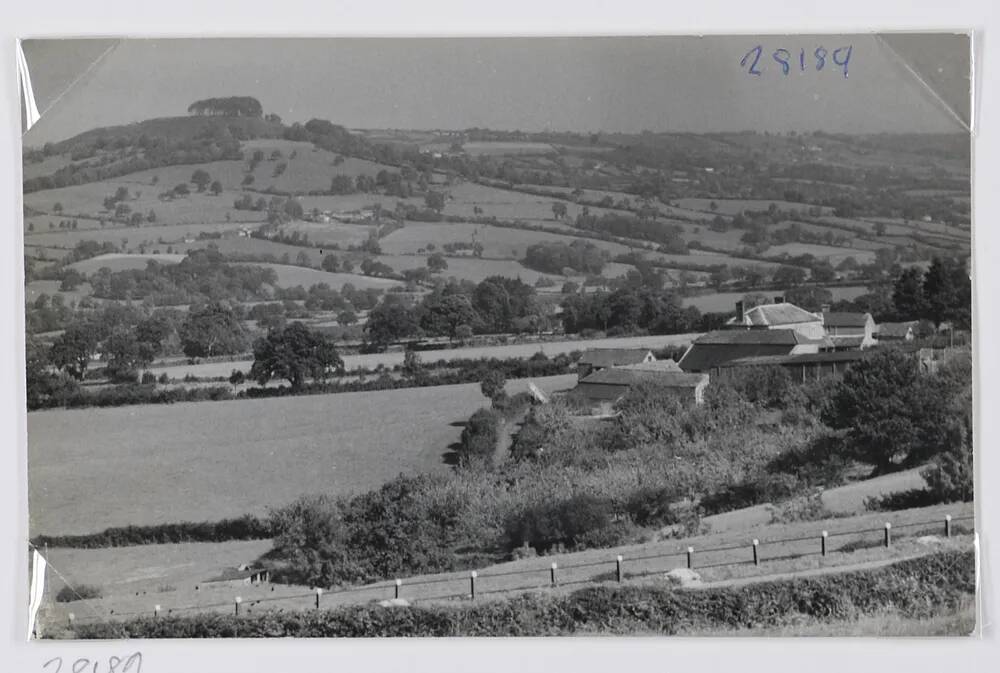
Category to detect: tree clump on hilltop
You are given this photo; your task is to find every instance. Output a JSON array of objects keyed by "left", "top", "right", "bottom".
[{"left": 187, "top": 96, "right": 263, "bottom": 118}]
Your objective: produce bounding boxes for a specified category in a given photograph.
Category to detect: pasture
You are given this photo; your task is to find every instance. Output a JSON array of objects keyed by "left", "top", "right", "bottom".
[
  {"left": 674, "top": 198, "right": 835, "bottom": 216},
  {"left": 67, "top": 253, "right": 187, "bottom": 274},
  {"left": 27, "top": 375, "right": 578, "bottom": 536},
  {"left": 146, "top": 332, "right": 703, "bottom": 380},
  {"left": 461, "top": 141, "right": 556, "bottom": 155},
  {"left": 234, "top": 262, "right": 404, "bottom": 290},
  {"left": 24, "top": 221, "right": 258, "bottom": 252},
  {"left": 379, "top": 221, "right": 633, "bottom": 258}
]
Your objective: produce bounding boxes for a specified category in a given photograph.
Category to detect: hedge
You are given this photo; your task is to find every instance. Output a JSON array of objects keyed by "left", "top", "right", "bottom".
[
  {"left": 31, "top": 515, "right": 272, "bottom": 549},
  {"left": 67, "top": 549, "right": 974, "bottom": 638}
]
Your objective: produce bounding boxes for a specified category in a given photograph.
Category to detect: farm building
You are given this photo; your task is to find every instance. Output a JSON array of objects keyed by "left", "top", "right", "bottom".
[
  {"left": 577, "top": 348, "right": 655, "bottom": 378},
  {"left": 204, "top": 565, "right": 270, "bottom": 587},
  {"left": 711, "top": 350, "right": 868, "bottom": 382},
  {"left": 878, "top": 321, "right": 917, "bottom": 342},
  {"left": 821, "top": 310, "right": 877, "bottom": 350},
  {"left": 575, "top": 366, "right": 709, "bottom": 413},
  {"left": 677, "top": 329, "right": 830, "bottom": 373},
  {"left": 727, "top": 298, "right": 826, "bottom": 340}
]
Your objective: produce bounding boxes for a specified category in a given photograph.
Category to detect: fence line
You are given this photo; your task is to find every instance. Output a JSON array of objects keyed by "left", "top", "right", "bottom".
[{"left": 48, "top": 514, "right": 973, "bottom": 627}]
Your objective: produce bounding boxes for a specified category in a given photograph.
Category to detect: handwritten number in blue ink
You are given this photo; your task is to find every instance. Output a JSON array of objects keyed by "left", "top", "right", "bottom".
[
  {"left": 833, "top": 46, "right": 852, "bottom": 77},
  {"left": 772, "top": 49, "right": 791, "bottom": 75},
  {"left": 741, "top": 45, "right": 763, "bottom": 76},
  {"left": 814, "top": 47, "right": 827, "bottom": 71}
]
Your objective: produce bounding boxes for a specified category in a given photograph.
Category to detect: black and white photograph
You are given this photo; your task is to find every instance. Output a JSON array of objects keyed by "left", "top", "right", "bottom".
[{"left": 17, "top": 33, "right": 977, "bottom": 642}]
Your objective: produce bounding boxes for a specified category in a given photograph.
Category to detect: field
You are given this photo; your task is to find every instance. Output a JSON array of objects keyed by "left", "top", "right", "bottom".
[
  {"left": 146, "top": 333, "right": 704, "bottom": 380},
  {"left": 67, "top": 253, "right": 187, "bottom": 274},
  {"left": 379, "top": 221, "right": 633, "bottom": 258},
  {"left": 461, "top": 141, "right": 556, "bottom": 155},
  {"left": 27, "top": 374, "right": 577, "bottom": 536},
  {"left": 233, "top": 262, "right": 404, "bottom": 290},
  {"left": 675, "top": 198, "right": 835, "bottom": 216},
  {"left": 764, "top": 243, "right": 877, "bottom": 265}
]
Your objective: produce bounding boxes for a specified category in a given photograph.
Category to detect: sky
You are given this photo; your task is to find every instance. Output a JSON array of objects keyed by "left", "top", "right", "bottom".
[{"left": 20, "top": 34, "right": 970, "bottom": 146}]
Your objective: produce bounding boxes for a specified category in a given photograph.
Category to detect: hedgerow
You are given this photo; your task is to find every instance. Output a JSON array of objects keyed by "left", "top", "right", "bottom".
[
  {"left": 31, "top": 515, "right": 271, "bottom": 549},
  {"left": 68, "top": 550, "right": 974, "bottom": 638}
]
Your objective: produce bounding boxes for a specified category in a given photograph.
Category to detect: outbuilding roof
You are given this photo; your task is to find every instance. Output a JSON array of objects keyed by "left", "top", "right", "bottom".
[
  {"left": 729, "top": 302, "right": 822, "bottom": 327},
  {"left": 822, "top": 311, "right": 873, "bottom": 328},
  {"left": 577, "top": 348, "right": 653, "bottom": 368},
  {"left": 579, "top": 368, "right": 707, "bottom": 388},
  {"left": 878, "top": 321, "right": 917, "bottom": 338}
]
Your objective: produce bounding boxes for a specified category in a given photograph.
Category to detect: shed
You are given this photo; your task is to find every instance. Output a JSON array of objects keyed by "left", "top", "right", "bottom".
[
  {"left": 577, "top": 348, "right": 655, "bottom": 378},
  {"left": 205, "top": 565, "right": 270, "bottom": 587},
  {"left": 575, "top": 367, "right": 709, "bottom": 412},
  {"left": 678, "top": 329, "right": 829, "bottom": 373}
]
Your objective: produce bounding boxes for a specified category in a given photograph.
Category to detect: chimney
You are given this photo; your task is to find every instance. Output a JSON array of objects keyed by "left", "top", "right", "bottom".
[
  {"left": 773, "top": 295, "right": 784, "bottom": 304},
  {"left": 821, "top": 303, "right": 831, "bottom": 313},
  {"left": 735, "top": 301, "right": 744, "bottom": 322}
]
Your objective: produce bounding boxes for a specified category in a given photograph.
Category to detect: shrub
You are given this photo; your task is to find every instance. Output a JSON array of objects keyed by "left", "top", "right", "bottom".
[
  {"left": 504, "top": 494, "right": 618, "bottom": 553},
  {"left": 140, "top": 371, "right": 157, "bottom": 385},
  {"left": 55, "top": 584, "right": 102, "bottom": 602},
  {"left": 458, "top": 408, "right": 501, "bottom": 467}
]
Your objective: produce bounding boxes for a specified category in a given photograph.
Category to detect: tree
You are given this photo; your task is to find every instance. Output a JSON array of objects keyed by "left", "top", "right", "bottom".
[
  {"left": 179, "top": 302, "right": 248, "bottom": 359},
  {"left": 772, "top": 265, "right": 807, "bottom": 288},
  {"left": 191, "top": 169, "right": 211, "bottom": 192},
  {"left": 401, "top": 350, "right": 425, "bottom": 380},
  {"left": 336, "top": 309, "right": 357, "bottom": 326},
  {"left": 250, "top": 322, "right": 344, "bottom": 389},
  {"left": 874, "top": 221, "right": 887, "bottom": 237},
  {"left": 424, "top": 191, "right": 446, "bottom": 213},
  {"left": 823, "top": 349, "right": 961, "bottom": 474},
  {"left": 551, "top": 202, "right": 568, "bottom": 220},
  {"left": 210, "top": 180, "right": 223, "bottom": 196},
  {"left": 321, "top": 254, "right": 340, "bottom": 272},
  {"left": 420, "top": 293, "right": 479, "bottom": 339},
  {"left": 365, "top": 299, "right": 419, "bottom": 348},
  {"left": 296, "top": 251, "right": 311, "bottom": 267},
  {"left": 480, "top": 368, "right": 507, "bottom": 405},
  {"left": 49, "top": 324, "right": 99, "bottom": 380},
  {"left": 426, "top": 252, "right": 448, "bottom": 273},
  {"left": 922, "top": 257, "right": 971, "bottom": 328},
  {"left": 891, "top": 267, "right": 927, "bottom": 320}
]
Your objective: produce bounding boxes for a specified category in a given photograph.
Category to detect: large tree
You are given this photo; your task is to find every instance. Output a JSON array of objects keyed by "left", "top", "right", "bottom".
[
  {"left": 365, "top": 299, "right": 420, "bottom": 348},
  {"left": 922, "top": 257, "right": 971, "bottom": 328},
  {"left": 891, "top": 267, "right": 927, "bottom": 321},
  {"left": 49, "top": 323, "right": 100, "bottom": 380},
  {"left": 179, "top": 302, "right": 248, "bottom": 359},
  {"left": 250, "top": 323, "right": 344, "bottom": 389}
]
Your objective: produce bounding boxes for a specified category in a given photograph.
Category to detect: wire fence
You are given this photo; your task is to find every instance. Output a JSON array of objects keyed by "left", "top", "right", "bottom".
[{"left": 43, "top": 513, "right": 974, "bottom": 627}]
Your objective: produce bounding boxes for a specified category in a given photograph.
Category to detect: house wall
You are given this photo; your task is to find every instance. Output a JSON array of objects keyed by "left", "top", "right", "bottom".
[{"left": 785, "top": 321, "right": 827, "bottom": 340}]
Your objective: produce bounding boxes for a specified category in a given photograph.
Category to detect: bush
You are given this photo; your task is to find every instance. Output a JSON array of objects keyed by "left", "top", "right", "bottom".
[
  {"left": 140, "top": 371, "right": 157, "bottom": 385},
  {"left": 458, "top": 408, "right": 501, "bottom": 467},
  {"left": 504, "top": 494, "right": 619, "bottom": 553},
  {"left": 55, "top": 584, "right": 102, "bottom": 602},
  {"left": 69, "top": 550, "right": 975, "bottom": 638}
]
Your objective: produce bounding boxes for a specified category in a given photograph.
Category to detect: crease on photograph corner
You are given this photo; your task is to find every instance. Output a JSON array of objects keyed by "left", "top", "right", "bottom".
[
  {"left": 874, "top": 33, "right": 973, "bottom": 136},
  {"left": 17, "top": 39, "right": 119, "bottom": 135}
]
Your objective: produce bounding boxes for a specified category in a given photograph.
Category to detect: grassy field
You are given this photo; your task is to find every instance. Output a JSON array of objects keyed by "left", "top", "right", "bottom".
[
  {"left": 675, "top": 198, "right": 835, "bottom": 216},
  {"left": 461, "top": 141, "right": 556, "bottom": 155},
  {"left": 233, "top": 262, "right": 404, "bottom": 290},
  {"left": 379, "top": 221, "right": 632, "bottom": 258},
  {"left": 67, "top": 253, "right": 187, "bottom": 274},
  {"left": 27, "top": 375, "right": 577, "bottom": 537},
  {"left": 24, "top": 221, "right": 260, "bottom": 252},
  {"left": 146, "top": 333, "right": 702, "bottom": 380}
]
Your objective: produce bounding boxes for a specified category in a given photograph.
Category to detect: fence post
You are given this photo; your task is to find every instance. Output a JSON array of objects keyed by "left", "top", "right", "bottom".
[
  {"left": 752, "top": 539, "right": 759, "bottom": 566},
  {"left": 616, "top": 555, "right": 624, "bottom": 583},
  {"left": 154, "top": 604, "right": 161, "bottom": 619},
  {"left": 550, "top": 562, "right": 558, "bottom": 587},
  {"left": 469, "top": 571, "right": 477, "bottom": 600},
  {"left": 67, "top": 613, "right": 75, "bottom": 629},
  {"left": 315, "top": 588, "right": 323, "bottom": 610},
  {"left": 945, "top": 515, "right": 952, "bottom": 538},
  {"left": 884, "top": 522, "right": 892, "bottom": 548},
  {"left": 686, "top": 546, "right": 694, "bottom": 569},
  {"left": 234, "top": 597, "right": 242, "bottom": 616},
  {"left": 394, "top": 578, "right": 402, "bottom": 599},
  {"left": 821, "top": 531, "right": 828, "bottom": 557}
]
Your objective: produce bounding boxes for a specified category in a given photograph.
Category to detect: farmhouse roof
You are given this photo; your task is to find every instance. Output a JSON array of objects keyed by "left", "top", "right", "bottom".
[
  {"left": 578, "top": 348, "right": 652, "bottom": 368},
  {"left": 579, "top": 368, "right": 707, "bottom": 388},
  {"left": 618, "top": 360, "right": 682, "bottom": 373},
  {"left": 724, "top": 350, "right": 868, "bottom": 367},
  {"left": 678, "top": 328, "right": 824, "bottom": 372},
  {"left": 878, "top": 321, "right": 917, "bottom": 338},
  {"left": 729, "top": 302, "right": 822, "bottom": 327},
  {"left": 822, "top": 311, "right": 872, "bottom": 328},
  {"left": 693, "top": 329, "right": 816, "bottom": 346},
  {"left": 828, "top": 335, "right": 867, "bottom": 349}
]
